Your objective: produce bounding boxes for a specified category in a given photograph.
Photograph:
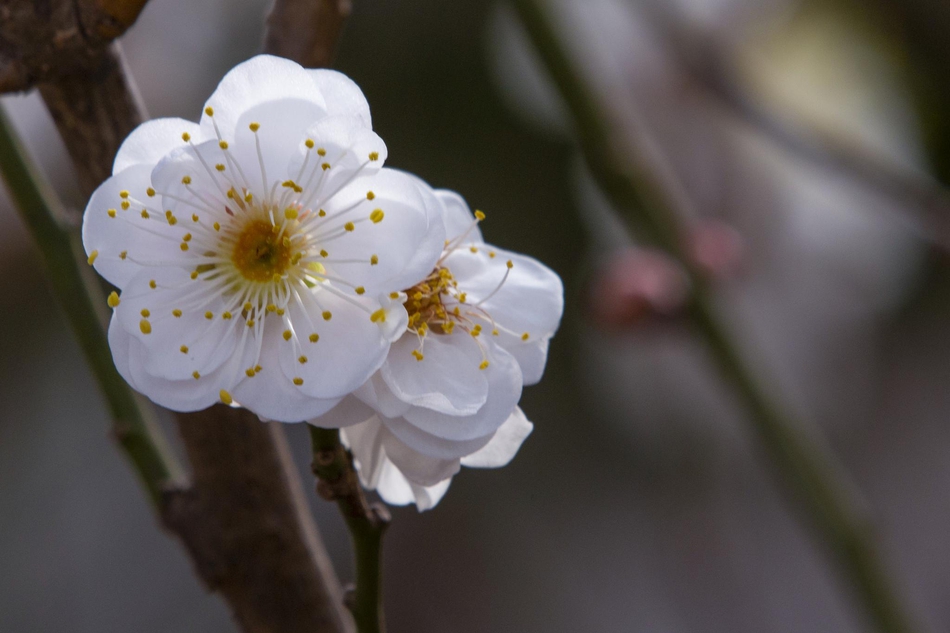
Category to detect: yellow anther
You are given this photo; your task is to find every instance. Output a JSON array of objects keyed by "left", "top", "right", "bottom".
[
  {"left": 183, "top": 233, "right": 192, "bottom": 242},
  {"left": 443, "top": 321, "right": 456, "bottom": 334},
  {"left": 192, "top": 213, "right": 199, "bottom": 222},
  {"left": 220, "top": 390, "right": 233, "bottom": 405},
  {"left": 249, "top": 122, "right": 260, "bottom": 132},
  {"left": 370, "top": 308, "right": 386, "bottom": 323},
  {"left": 173, "top": 309, "right": 182, "bottom": 317},
  {"left": 192, "top": 371, "right": 201, "bottom": 380},
  {"left": 298, "top": 356, "right": 308, "bottom": 364},
  {"left": 266, "top": 304, "right": 277, "bottom": 313},
  {"left": 366, "top": 191, "right": 376, "bottom": 200},
  {"left": 285, "top": 208, "right": 298, "bottom": 220},
  {"left": 182, "top": 175, "right": 192, "bottom": 185},
  {"left": 475, "top": 210, "right": 486, "bottom": 221},
  {"left": 180, "top": 345, "right": 189, "bottom": 354},
  {"left": 293, "top": 377, "right": 304, "bottom": 386},
  {"left": 215, "top": 163, "right": 225, "bottom": 172},
  {"left": 119, "top": 251, "right": 128, "bottom": 260},
  {"left": 139, "top": 319, "right": 151, "bottom": 334},
  {"left": 344, "top": 222, "right": 355, "bottom": 232},
  {"left": 213, "top": 222, "right": 221, "bottom": 231},
  {"left": 119, "top": 190, "right": 129, "bottom": 199},
  {"left": 320, "top": 249, "right": 328, "bottom": 258},
  {"left": 146, "top": 187, "right": 155, "bottom": 197},
  {"left": 370, "top": 254, "right": 379, "bottom": 265},
  {"left": 317, "top": 148, "right": 326, "bottom": 157},
  {"left": 305, "top": 139, "right": 315, "bottom": 149},
  {"left": 182, "top": 132, "right": 191, "bottom": 142},
  {"left": 244, "top": 302, "right": 252, "bottom": 311},
  {"left": 272, "top": 273, "right": 282, "bottom": 283},
  {"left": 87, "top": 250, "right": 99, "bottom": 265},
  {"left": 245, "top": 192, "right": 253, "bottom": 203},
  {"left": 521, "top": 332, "right": 530, "bottom": 341},
  {"left": 276, "top": 308, "right": 285, "bottom": 316},
  {"left": 489, "top": 251, "right": 496, "bottom": 258},
  {"left": 180, "top": 242, "right": 189, "bottom": 251},
  {"left": 107, "top": 209, "right": 117, "bottom": 218},
  {"left": 107, "top": 291, "right": 120, "bottom": 308},
  {"left": 245, "top": 368, "right": 256, "bottom": 378},
  {"left": 168, "top": 215, "right": 178, "bottom": 226},
  {"left": 322, "top": 311, "right": 332, "bottom": 321},
  {"left": 222, "top": 311, "right": 232, "bottom": 320},
  {"left": 355, "top": 286, "right": 365, "bottom": 295},
  {"left": 282, "top": 237, "right": 291, "bottom": 248},
  {"left": 121, "top": 201, "right": 130, "bottom": 210},
  {"left": 369, "top": 209, "right": 384, "bottom": 224},
  {"left": 190, "top": 271, "right": 199, "bottom": 279},
  {"left": 369, "top": 151, "right": 379, "bottom": 161},
  {"left": 219, "top": 140, "right": 229, "bottom": 150},
  {"left": 506, "top": 259, "right": 514, "bottom": 269},
  {"left": 283, "top": 329, "right": 293, "bottom": 341},
  {"left": 246, "top": 318, "right": 256, "bottom": 327},
  {"left": 412, "top": 350, "right": 424, "bottom": 361},
  {"left": 321, "top": 162, "right": 330, "bottom": 171},
  {"left": 469, "top": 246, "right": 478, "bottom": 253},
  {"left": 492, "top": 329, "right": 499, "bottom": 336},
  {"left": 255, "top": 364, "right": 262, "bottom": 372},
  {"left": 479, "top": 360, "right": 489, "bottom": 370},
  {"left": 205, "top": 106, "right": 214, "bottom": 116},
  {"left": 389, "top": 292, "right": 399, "bottom": 299},
  {"left": 204, "top": 311, "right": 213, "bottom": 320},
  {"left": 459, "top": 292, "right": 467, "bottom": 303},
  {"left": 318, "top": 209, "right": 326, "bottom": 217},
  {"left": 309, "top": 333, "right": 319, "bottom": 343},
  {"left": 140, "top": 308, "right": 151, "bottom": 318}
]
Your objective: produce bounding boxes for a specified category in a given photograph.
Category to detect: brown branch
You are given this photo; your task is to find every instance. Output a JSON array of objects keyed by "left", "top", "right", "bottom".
[{"left": 264, "top": 0, "right": 352, "bottom": 68}]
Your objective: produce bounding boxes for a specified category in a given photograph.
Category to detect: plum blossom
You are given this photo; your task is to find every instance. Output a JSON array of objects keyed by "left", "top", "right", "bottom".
[
  {"left": 83, "top": 55, "right": 443, "bottom": 421},
  {"left": 309, "top": 181, "right": 564, "bottom": 509}
]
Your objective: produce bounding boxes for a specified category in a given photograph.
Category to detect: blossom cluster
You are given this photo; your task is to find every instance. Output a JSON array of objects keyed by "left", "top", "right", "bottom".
[{"left": 82, "top": 55, "right": 563, "bottom": 509}]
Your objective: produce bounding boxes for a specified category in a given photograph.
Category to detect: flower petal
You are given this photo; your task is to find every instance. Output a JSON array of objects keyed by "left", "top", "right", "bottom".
[
  {"left": 460, "top": 406, "right": 533, "bottom": 468},
  {"left": 309, "top": 394, "right": 377, "bottom": 429},
  {"left": 403, "top": 342, "right": 523, "bottom": 441},
  {"left": 381, "top": 429, "right": 461, "bottom": 486},
  {"left": 382, "top": 414, "right": 493, "bottom": 460},
  {"left": 380, "top": 335, "right": 489, "bottom": 416},
  {"left": 354, "top": 373, "right": 412, "bottom": 419},
  {"left": 341, "top": 416, "right": 387, "bottom": 487},
  {"left": 82, "top": 164, "right": 183, "bottom": 288},
  {"left": 113, "top": 118, "right": 202, "bottom": 175},
  {"left": 375, "top": 459, "right": 452, "bottom": 511},
  {"left": 278, "top": 286, "right": 389, "bottom": 399},
  {"left": 308, "top": 69, "right": 372, "bottom": 128},
  {"left": 199, "top": 54, "right": 326, "bottom": 142},
  {"left": 233, "top": 318, "right": 341, "bottom": 422},
  {"left": 437, "top": 189, "right": 483, "bottom": 244}
]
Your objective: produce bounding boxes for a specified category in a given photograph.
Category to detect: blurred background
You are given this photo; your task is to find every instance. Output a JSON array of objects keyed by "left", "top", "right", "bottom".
[{"left": 2, "top": 0, "right": 950, "bottom": 631}]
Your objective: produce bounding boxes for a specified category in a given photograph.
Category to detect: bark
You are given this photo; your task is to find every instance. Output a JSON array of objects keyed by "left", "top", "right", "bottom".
[{"left": 264, "top": 0, "right": 352, "bottom": 69}]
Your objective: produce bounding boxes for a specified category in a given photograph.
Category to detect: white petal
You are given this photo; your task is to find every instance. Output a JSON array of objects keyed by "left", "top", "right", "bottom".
[
  {"left": 113, "top": 118, "right": 202, "bottom": 175},
  {"left": 461, "top": 406, "right": 533, "bottom": 468},
  {"left": 309, "top": 394, "right": 376, "bottom": 429},
  {"left": 354, "top": 372, "right": 412, "bottom": 419},
  {"left": 82, "top": 164, "right": 183, "bottom": 288},
  {"left": 381, "top": 335, "right": 488, "bottom": 416},
  {"left": 232, "top": 318, "right": 341, "bottom": 422},
  {"left": 318, "top": 168, "right": 438, "bottom": 296},
  {"left": 382, "top": 414, "right": 493, "bottom": 460},
  {"left": 374, "top": 459, "right": 452, "bottom": 511},
  {"left": 403, "top": 342, "right": 523, "bottom": 441},
  {"left": 308, "top": 69, "right": 372, "bottom": 128},
  {"left": 150, "top": 139, "right": 230, "bottom": 220},
  {"left": 199, "top": 55, "right": 327, "bottom": 142},
  {"left": 381, "top": 429, "right": 460, "bottom": 486},
  {"left": 114, "top": 267, "right": 237, "bottom": 380},
  {"left": 340, "top": 416, "right": 387, "bottom": 488},
  {"left": 437, "top": 189, "right": 483, "bottom": 243},
  {"left": 279, "top": 286, "right": 389, "bottom": 399}
]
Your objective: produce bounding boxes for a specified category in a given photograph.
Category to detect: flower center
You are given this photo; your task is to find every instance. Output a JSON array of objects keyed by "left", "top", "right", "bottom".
[
  {"left": 405, "top": 266, "right": 460, "bottom": 335},
  {"left": 231, "top": 219, "right": 293, "bottom": 282}
]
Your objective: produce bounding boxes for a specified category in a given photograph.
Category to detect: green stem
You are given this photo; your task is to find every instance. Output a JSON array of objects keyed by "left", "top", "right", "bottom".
[
  {"left": 510, "top": 2, "right": 923, "bottom": 632},
  {"left": 310, "top": 426, "right": 388, "bottom": 633},
  {"left": 0, "top": 104, "right": 182, "bottom": 506}
]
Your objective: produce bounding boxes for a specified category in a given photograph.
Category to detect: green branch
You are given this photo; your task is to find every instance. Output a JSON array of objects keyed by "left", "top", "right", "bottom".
[
  {"left": 0, "top": 103, "right": 182, "bottom": 506},
  {"left": 310, "top": 426, "right": 388, "bottom": 633},
  {"left": 509, "top": 2, "right": 924, "bottom": 632}
]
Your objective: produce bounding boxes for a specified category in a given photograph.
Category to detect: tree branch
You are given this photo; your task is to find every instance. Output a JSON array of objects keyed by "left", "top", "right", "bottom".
[
  {"left": 264, "top": 0, "right": 352, "bottom": 68},
  {"left": 510, "top": 2, "right": 925, "bottom": 632}
]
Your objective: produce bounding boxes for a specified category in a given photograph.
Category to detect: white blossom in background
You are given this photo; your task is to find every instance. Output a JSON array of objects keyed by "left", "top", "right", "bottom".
[
  {"left": 82, "top": 55, "right": 444, "bottom": 422},
  {"left": 310, "top": 180, "right": 564, "bottom": 509}
]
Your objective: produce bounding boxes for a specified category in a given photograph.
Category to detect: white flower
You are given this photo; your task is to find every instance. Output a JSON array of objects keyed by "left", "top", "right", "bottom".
[
  {"left": 83, "top": 55, "right": 443, "bottom": 421},
  {"left": 309, "top": 180, "right": 564, "bottom": 509}
]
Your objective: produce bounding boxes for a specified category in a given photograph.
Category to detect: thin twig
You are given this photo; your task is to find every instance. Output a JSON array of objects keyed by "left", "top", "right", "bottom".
[
  {"left": 264, "top": 0, "right": 352, "bottom": 68},
  {"left": 510, "top": 2, "right": 925, "bottom": 632},
  {"left": 0, "top": 103, "right": 182, "bottom": 505},
  {"left": 310, "top": 427, "right": 389, "bottom": 633}
]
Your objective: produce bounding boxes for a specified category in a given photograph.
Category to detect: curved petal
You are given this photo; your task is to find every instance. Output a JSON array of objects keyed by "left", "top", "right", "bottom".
[
  {"left": 278, "top": 285, "right": 389, "bottom": 399},
  {"left": 403, "top": 343, "right": 523, "bottom": 441},
  {"left": 340, "top": 417, "right": 387, "bottom": 488},
  {"left": 113, "top": 118, "right": 202, "bottom": 175},
  {"left": 199, "top": 55, "right": 326, "bottom": 142},
  {"left": 308, "top": 69, "right": 372, "bottom": 128},
  {"left": 150, "top": 139, "right": 231, "bottom": 221},
  {"left": 375, "top": 459, "right": 452, "bottom": 511},
  {"left": 460, "top": 406, "right": 533, "bottom": 468},
  {"left": 381, "top": 429, "right": 460, "bottom": 486},
  {"left": 380, "top": 335, "right": 488, "bottom": 416},
  {"left": 317, "top": 168, "right": 436, "bottom": 296},
  {"left": 82, "top": 164, "right": 183, "bottom": 288},
  {"left": 233, "top": 318, "right": 341, "bottom": 423},
  {"left": 382, "top": 414, "right": 493, "bottom": 460},
  {"left": 308, "top": 394, "right": 377, "bottom": 429},
  {"left": 355, "top": 373, "right": 412, "bottom": 419},
  {"left": 436, "top": 189, "right": 483, "bottom": 244}
]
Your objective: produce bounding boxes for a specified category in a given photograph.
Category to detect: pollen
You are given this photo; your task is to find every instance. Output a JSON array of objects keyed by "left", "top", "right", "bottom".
[
  {"left": 192, "top": 371, "right": 201, "bottom": 380},
  {"left": 140, "top": 309, "right": 150, "bottom": 318},
  {"left": 370, "top": 254, "right": 379, "bottom": 265},
  {"left": 182, "top": 175, "right": 192, "bottom": 185},
  {"left": 283, "top": 329, "right": 293, "bottom": 341},
  {"left": 318, "top": 209, "right": 326, "bottom": 217},
  {"left": 321, "top": 162, "right": 330, "bottom": 171},
  {"left": 370, "top": 308, "right": 386, "bottom": 323},
  {"left": 412, "top": 350, "right": 424, "bottom": 361},
  {"left": 182, "top": 132, "right": 191, "bottom": 142},
  {"left": 320, "top": 249, "right": 328, "bottom": 258},
  {"left": 285, "top": 207, "right": 298, "bottom": 220},
  {"left": 204, "top": 311, "right": 213, "bottom": 320},
  {"left": 107, "top": 291, "right": 120, "bottom": 308},
  {"left": 369, "top": 151, "right": 379, "bottom": 161},
  {"left": 119, "top": 251, "right": 128, "bottom": 260},
  {"left": 317, "top": 148, "right": 326, "bottom": 156},
  {"left": 219, "top": 140, "right": 229, "bottom": 150},
  {"left": 369, "top": 209, "right": 384, "bottom": 224},
  {"left": 322, "top": 311, "right": 332, "bottom": 321},
  {"left": 305, "top": 139, "right": 314, "bottom": 149},
  {"left": 108, "top": 209, "right": 116, "bottom": 218},
  {"left": 231, "top": 220, "right": 293, "bottom": 283},
  {"left": 475, "top": 210, "right": 486, "bottom": 221},
  {"left": 205, "top": 106, "right": 214, "bottom": 116},
  {"left": 245, "top": 368, "right": 256, "bottom": 377},
  {"left": 249, "top": 122, "right": 260, "bottom": 132},
  {"left": 220, "top": 390, "right": 233, "bottom": 405},
  {"left": 173, "top": 309, "right": 182, "bottom": 317},
  {"left": 87, "top": 250, "right": 99, "bottom": 265},
  {"left": 119, "top": 190, "right": 129, "bottom": 199},
  {"left": 521, "top": 332, "right": 530, "bottom": 341},
  {"left": 192, "top": 214, "right": 199, "bottom": 222},
  {"left": 180, "top": 345, "right": 189, "bottom": 354},
  {"left": 309, "top": 333, "right": 319, "bottom": 343},
  {"left": 222, "top": 311, "right": 232, "bottom": 320},
  {"left": 150, "top": 279, "right": 157, "bottom": 289},
  {"left": 507, "top": 260, "right": 514, "bottom": 269},
  {"left": 293, "top": 377, "right": 304, "bottom": 386},
  {"left": 298, "top": 355, "right": 308, "bottom": 364},
  {"left": 139, "top": 319, "right": 152, "bottom": 334},
  {"left": 215, "top": 163, "right": 225, "bottom": 172},
  {"left": 479, "top": 360, "right": 489, "bottom": 370},
  {"left": 146, "top": 187, "right": 156, "bottom": 197},
  {"left": 344, "top": 222, "right": 355, "bottom": 232},
  {"left": 366, "top": 191, "right": 375, "bottom": 200},
  {"left": 180, "top": 243, "right": 189, "bottom": 251},
  {"left": 121, "top": 201, "right": 131, "bottom": 210}
]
